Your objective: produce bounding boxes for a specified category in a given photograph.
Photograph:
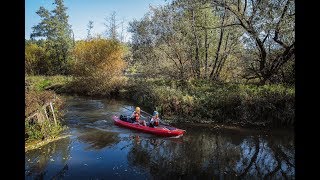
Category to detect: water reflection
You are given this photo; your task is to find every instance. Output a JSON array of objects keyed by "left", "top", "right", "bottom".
[
  {"left": 126, "top": 129, "right": 294, "bottom": 179},
  {"left": 25, "top": 137, "right": 72, "bottom": 179},
  {"left": 77, "top": 128, "right": 120, "bottom": 150}
]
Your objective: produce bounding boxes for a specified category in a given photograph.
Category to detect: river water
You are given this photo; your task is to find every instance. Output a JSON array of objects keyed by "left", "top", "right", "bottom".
[{"left": 25, "top": 96, "right": 295, "bottom": 179}]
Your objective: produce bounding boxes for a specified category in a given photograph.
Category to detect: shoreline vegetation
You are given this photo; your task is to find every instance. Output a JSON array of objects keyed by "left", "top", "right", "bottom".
[
  {"left": 26, "top": 75, "right": 294, "bottom": 129},
  {"left": 25, "top": 76, "right": 68, "bottom": 145}
]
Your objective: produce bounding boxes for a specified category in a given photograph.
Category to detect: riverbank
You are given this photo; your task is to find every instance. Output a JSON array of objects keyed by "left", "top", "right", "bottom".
[
  {"left": 25, "top": 75, "right": 68, "bottom": 144},
  {"left": 119, "top": 78, "right": 294, "bottom": 128},
  {"left": 25, "top": 134, "right": 71, "bottom": 152},
  {"left": 26, "top": 75, "right": 295, "bottom": 128}
]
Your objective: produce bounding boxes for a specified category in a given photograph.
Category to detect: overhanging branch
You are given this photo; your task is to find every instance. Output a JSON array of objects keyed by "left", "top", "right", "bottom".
[{"left": 196, "top": 23, "right": 241, "bottom": 30}]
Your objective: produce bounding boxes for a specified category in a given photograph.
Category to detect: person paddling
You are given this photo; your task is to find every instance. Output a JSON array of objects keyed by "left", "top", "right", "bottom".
[
  {"left": 130, "top": 107, "right": 146, "bottom": 126},
  {"left": 149, "top": 111, "right": 160, "bottom": 128}
]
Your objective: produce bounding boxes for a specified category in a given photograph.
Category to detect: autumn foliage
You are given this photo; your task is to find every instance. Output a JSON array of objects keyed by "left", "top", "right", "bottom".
[
  {"left": 71, "top": 38, "right": 127, "bottom": 95},
  {"left": 25, "top": 43, "right": 48, "bottom": 75}
]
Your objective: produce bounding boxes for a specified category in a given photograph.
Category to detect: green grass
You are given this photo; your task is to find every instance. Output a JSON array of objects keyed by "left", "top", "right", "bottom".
[
  {"left": 25, "top": 120, "right": 67, "bottom": 142},
  {"left": 121, "top": 78, "right": 295, "bottom": 128},
  {"left": 26, "top": 75, "right": 72, "bottom": 91}
]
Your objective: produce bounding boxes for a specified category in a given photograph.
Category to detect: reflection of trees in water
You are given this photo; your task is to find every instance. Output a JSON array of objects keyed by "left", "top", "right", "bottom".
[
  {"left": 126, "top": 133, "right": 240, "bottom": 178},
  {"left": 25, "top": 137, "right": 71, "bottom": 179},
  {"left": 51, "top": 164, "right": 69, "bottom": 180},
  {"left": 77, "top": 129, "right": 120, "bottom": 150},
  {"left": 126, "top": 132, "right": 294, "bottom": 179},
  {"left": 235, "top": 135, "right": 295, "bottom": 179},
  {"left": 127, "top": 136, "right": 152, "bottom": 170}
]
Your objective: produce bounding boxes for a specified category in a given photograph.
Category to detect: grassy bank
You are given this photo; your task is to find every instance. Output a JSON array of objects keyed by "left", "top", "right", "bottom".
[
  {"left": 25, "top": 75, "right": 68, "bottom": 143},
  {"left": 120, "top": 78, "right": 295, "bottom": 128},
  {"left": 26, "top": 75, "right": 295, "bottom": 128}
]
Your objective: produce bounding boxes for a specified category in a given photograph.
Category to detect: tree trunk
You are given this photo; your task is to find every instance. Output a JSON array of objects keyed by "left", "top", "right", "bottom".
[
  {"left": 214, "top": 32, "right": 230, "bottom": 80},
  {"left": 204, "top": 28, "right": 209, "bottom": 79},
  {"left": 210, "top": 10, "right": 225, "bottom": 80},
  {"left": 191, "top": 8, "right": 201, "bottom": 78}
]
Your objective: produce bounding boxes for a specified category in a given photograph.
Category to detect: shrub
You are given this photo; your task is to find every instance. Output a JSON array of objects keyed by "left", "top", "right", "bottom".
[
  {"left": 25, "top": 43, "right": 48, "bottom": 75},
  {"left": 71, "top": 38, "right": 127, "bottom": 96},
  {"left": 124, "top": 77, "right": 295, "bottom": 127},
  {"left": 25, "top": 83, "right": 66, "bottom": 142}
]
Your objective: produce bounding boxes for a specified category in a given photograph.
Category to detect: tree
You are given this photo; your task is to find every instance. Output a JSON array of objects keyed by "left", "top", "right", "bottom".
[
  {"left": 71, "top": 38, "right": 127, "bottom": 95},
  {"left": 212, "top": 0, "right": 295, "bottom": 84},
  {"left": 129, "top": 5, "right": 195, "bottom": 80},
  {"left": 30, "top": 0, "right": 73, "bottom": 75},
  {"left": 104, "top": 11, "right": 121, "bottom": 41},
  {"left": 86, "top": 20, "right": 94, "bottom": 40},
  {"left": 129, "top": 0, "right": 244, "bottom": 81}
]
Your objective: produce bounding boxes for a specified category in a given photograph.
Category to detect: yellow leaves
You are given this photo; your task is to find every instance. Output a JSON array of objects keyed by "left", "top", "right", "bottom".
[
  {"left": 71, "top": 38, "right": 127, "bottom": 95},
  {"left": 25, "top": 43, "right": 47, "bottom": 75},
  {"left": 72, "top": 38, "right": 126, "bottom": 77}
]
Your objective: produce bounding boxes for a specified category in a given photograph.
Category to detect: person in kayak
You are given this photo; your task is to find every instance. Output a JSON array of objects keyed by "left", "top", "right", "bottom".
[
  {"left": 149, "top": 111, "right": 160, "bottom": 128},
  {"left": 130, "top": 107, "right": 147, "bottom": 126}
]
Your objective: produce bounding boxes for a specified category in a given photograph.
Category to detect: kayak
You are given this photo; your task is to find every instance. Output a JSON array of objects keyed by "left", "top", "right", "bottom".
[{"left": 113, "top": 115, "right": 185, "bottom": 137}]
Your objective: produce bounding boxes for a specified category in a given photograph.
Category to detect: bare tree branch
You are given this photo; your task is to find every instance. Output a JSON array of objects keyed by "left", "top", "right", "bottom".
[
  {"left": 244, "top": 0, "right": 247, "bottom": 14},
  {"left": 196, "top": 23, "right": 241, "bottom": 30},
  {"left": 262, "top": 30, "right": 270, "bottom": 44},
  {"left": 273, "top": 0, "right": 290, "bottom": 48}
]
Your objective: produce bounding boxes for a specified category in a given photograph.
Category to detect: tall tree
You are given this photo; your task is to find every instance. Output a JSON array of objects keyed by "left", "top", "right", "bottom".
[
  {"left": 86, "top": 20, "right": 94, "bottom": 40},
  {"left": 104, "top": 11, "right": 119, "bottom": 41},
  {"left": 30, "top": 0, "right": 73, "bottom": 75}
]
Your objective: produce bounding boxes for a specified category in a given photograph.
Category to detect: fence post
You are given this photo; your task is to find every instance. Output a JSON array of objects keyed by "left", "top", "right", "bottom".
[
  {"left": 43, "top": 106, "right": 50, "bottom": 127},
  {"left": 50, "top": 102, "right": 57, "bottom": 126}
]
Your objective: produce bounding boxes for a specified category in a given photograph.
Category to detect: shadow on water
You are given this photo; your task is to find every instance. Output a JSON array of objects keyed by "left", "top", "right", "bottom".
[
  {"left": 77, "top": 128, "right": 120, "bottom": 150},
  {"left": 25, "top": 96, "right": 294, "bottom": 179}
]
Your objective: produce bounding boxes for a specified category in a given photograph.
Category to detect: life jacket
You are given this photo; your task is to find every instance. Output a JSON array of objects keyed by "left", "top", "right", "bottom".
[
  {"left": 155, "top": 120, "right": 159, "bottom": 126},
  {"left": 132, "top": 111, "right": 140, "bottom": 121},
  {"left": 151, "top": 117, "right": 159, "bottom": 126}
]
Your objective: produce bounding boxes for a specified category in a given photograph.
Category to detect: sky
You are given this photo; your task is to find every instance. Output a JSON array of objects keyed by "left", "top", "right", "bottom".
[{"left": 25, "top": 0, "right": 171, "bottom": 42}]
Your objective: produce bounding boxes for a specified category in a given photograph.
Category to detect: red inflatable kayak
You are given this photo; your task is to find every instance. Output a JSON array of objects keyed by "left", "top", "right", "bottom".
[{"left": 113, "top": 116, "right": 185, "bottom": 137}]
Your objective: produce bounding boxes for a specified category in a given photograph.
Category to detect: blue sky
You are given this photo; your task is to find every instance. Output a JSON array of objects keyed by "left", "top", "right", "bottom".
[{"left": 26, "top": 0, "right": 171, "bottom": 41}]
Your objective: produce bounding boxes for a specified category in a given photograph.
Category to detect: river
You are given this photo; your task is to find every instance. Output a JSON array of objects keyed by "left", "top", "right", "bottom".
[{"left": 25, "top": 96, "right": 295, "bottom": 179}]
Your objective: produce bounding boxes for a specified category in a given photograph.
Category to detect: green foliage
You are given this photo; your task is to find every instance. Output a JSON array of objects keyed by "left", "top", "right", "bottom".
[
  {"left": 25, "top": 120, "right": 67, "bottom": 142},
  {"left": 123, "top": 77, "right": 294, "bottom": 127},
  {"left": 25, "top": 75, "right": 72, "bottom": 92},
  {"left": 30, "top": 0, "right": 73, "bottom": 75},
  {"left": 129, "top": 0, "right": 294, "bottom": 84},
  {"left": 25, "top": 43, "right": 49, "bottom": 75},
  {"left": 69, "top": 38, "right": 127, "bottom": 96},
  {"left": 25, "top": 75, "right": 67, "bottom": 142}
]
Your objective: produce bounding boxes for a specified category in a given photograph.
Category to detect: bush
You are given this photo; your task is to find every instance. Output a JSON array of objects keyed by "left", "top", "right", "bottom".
[
  {"left": 25, "top": 120, "right": 67, "bottom": 142},
  {"left": 70, "top": 38, "right": 127, "bottom": 96},
  {"left": 25, "top": 77, "right": 66, "bottom": 142},
  {"left": 123, "top": 78, "right": 295, "bottom": 127},
  {"left": 25, "top": 43, "right": 49, "bottom": 75}
]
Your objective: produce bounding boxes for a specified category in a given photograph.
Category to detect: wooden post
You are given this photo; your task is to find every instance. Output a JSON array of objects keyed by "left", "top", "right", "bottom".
[
  {"left": 50, "top": 102, "right": 57, "bottom": 126},
  {"left": 43, "top": 106, "right": 50, "bottom": 127}
]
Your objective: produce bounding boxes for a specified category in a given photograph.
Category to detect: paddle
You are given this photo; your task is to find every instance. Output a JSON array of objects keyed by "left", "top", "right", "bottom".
[{"left": 122, "top": 106, "right": 172, "bottom": 127}]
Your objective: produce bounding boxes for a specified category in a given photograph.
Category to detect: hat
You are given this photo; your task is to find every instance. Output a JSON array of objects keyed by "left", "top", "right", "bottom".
[{"left": 135, "top": 107, "right": 140, "bottom": 112}]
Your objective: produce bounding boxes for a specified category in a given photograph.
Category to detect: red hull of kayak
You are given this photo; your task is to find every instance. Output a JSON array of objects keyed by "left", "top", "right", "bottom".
[{"left": 113, "top": 116, "right": 185, "bottom": 137}]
